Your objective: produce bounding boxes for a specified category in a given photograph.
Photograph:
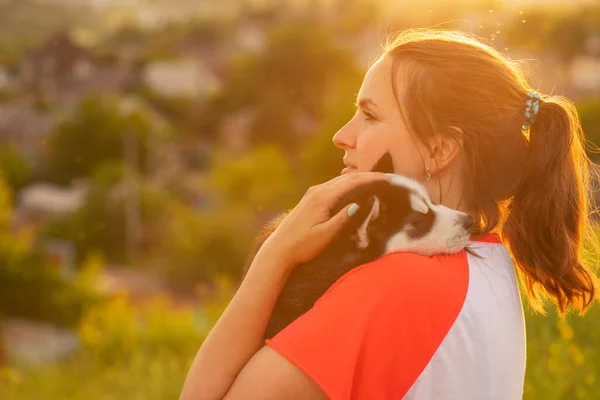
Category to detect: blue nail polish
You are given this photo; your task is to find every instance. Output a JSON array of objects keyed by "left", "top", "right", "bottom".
[{"left": 348, "top": 203, "right": 359, "bottom": 216}]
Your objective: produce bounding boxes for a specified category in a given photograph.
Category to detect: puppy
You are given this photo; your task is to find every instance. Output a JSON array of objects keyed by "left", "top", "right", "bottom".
[{"left": 243, "top": 174, "right": 473, "bottom": 340}]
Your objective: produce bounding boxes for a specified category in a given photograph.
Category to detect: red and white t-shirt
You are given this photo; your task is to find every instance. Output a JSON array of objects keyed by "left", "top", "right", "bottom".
[{"left": 265, "top": 234, "right": 526, "bottom": 399}]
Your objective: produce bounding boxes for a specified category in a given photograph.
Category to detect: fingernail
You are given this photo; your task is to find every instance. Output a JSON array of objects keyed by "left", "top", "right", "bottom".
[{"left": 347, "top": 203, "right": 359, "bottom": 216}]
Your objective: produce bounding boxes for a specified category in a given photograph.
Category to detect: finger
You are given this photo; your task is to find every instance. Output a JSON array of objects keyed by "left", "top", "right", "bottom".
[
  {"left": 312, "top": 202, "right": 359, "bottom": 240},
  {"left": 308, "top": 171, "right": 383, "bottom": 196},
  {"left": 320, "top": 172, "right": 386, "bottom": 205}
]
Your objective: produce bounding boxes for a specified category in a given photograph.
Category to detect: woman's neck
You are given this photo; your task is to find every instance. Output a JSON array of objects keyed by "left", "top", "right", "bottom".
[{"left": 424, "top": 171, "right": 475, "bottom": 217}]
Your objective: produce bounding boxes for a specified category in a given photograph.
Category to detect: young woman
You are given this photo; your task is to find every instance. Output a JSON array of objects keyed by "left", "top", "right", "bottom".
[{"left": 180, "top": 29, "right": 598, "bottom": 400}]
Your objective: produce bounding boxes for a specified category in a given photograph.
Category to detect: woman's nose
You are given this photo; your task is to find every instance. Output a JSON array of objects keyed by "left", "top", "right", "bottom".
[{"left": 333, "top": 123, "right": 355, "bottom": 149}]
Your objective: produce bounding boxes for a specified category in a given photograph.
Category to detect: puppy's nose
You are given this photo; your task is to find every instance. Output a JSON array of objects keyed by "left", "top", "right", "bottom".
[{"left": 462, "top": 215, "right": 473, "bottom": 230}]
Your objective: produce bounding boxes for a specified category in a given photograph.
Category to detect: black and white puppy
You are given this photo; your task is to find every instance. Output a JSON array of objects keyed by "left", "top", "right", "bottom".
[{"left": 243, "top": 174, "right": 473, "bottom": 340}]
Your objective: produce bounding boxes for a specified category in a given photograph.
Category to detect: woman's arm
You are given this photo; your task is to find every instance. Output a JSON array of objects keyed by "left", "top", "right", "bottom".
[
  {"left": 179, "top": 249, "right": 328, "bottom": 400},
  {"left": 178, "top": 250, "right": 288, "bottom": 399},
  {"left": 179, "top": 172, "right": 386, "bottom": 400}
]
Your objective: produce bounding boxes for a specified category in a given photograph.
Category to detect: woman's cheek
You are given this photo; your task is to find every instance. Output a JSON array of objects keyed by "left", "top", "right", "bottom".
[{"left": 357, "top": 130, "right": 389, "bottom": 172}]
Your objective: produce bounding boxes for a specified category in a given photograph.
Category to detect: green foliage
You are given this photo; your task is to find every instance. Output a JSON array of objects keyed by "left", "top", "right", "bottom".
[
  {"left": 0, "top": 295, "right": 206, "bottom": 400},
  {"left": 152, "top": 202, "right": 254, "bottom": 290},
  {"left": 1, "top": 352, "right": 192, "bottom": 400},
  {"left": 0, "top": 175, "right": 103, "bottom": 327},
  {"left": 524, "top": 308, "right": 600, "bottom": 400},
  {"left": 578, "top": 98, "right": 600, "bottom": 159},
  {"left": 44, "top": 96, "right": 155, "bottom": 185},
  {"left": 0, "top": 249, "right": 103, "bottom": 328},
  {"left": 43, "top": 161, "right": 172, "bottom": 264},
  {"left": 200, "top": 18, "right": 361, "bottom": 150},
  {"left": 137, "top": 87, "right": 200, "bottom": 138},
  {"left": 78, "top": 296, "right": 204, "bottom": 364},
  {"left": 298, "top": 81, "right": 360, "bottom": 187},
  {"left": 42, "top": 162, "right": 128, "bottom": 262},
  {"left": 209, "top": 146, "right": 299, "bottom": 211},
  {"left": 0, "top": 145, "right": 32, "bottom": 192},
  {"left": 505, "top": 6, "right": 600, "bottom": 60}
]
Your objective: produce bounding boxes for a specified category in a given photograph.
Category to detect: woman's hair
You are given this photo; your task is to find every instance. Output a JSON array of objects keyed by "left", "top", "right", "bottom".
[{"left": 383, "top": 28, "right": 598, "bottom": 315}]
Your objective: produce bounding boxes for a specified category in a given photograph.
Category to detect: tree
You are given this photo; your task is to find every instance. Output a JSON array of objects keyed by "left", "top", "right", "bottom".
[
  {"left": 44, "top": 96, "right": 161, "bottom": 184},
  {"left": 0, "top": 144, "right": 32, "bottom": 191},
  {"left": 42, "top": 162, "right": 129, "bottom": 263},
  {"left": 504, "top": 6, "right": 600, "bottom": 62},
  {"left": 151, "top": 201, "right": 254, "bottom": 290},
  {"left": 199, "top": 17, "right": 362, "bottom": 151},
  {"left": 0, "top": 173, "right": 101, "bottom": 327},
  {"left": 209, "top": 146, "right": 299, "bottom": 212},
  {"left": 546, "top": 13, "right": 589, "bottom": 62},
  {"left": 578, "top": 98, "right": 600, "bottom": 160}
]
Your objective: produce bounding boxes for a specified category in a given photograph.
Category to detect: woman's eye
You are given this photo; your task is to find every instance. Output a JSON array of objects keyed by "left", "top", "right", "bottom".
[{"left": 363, "top": 110, "right": 377, "bottom": 122}]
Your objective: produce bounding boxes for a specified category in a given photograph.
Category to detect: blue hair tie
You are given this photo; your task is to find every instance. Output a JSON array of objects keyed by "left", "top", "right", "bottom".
[{"left": 523, "top": 92, "right": 541, "bottom": 130}]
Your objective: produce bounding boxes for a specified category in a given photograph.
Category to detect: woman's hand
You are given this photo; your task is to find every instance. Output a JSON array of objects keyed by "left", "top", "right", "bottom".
[{"left": 254, "top": 172, "right": 386, "bottom": 273}]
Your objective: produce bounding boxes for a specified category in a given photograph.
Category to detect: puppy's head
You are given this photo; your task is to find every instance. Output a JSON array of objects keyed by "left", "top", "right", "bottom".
[{"left": 333, "top": 174, "right": 472, "bottom": 256}]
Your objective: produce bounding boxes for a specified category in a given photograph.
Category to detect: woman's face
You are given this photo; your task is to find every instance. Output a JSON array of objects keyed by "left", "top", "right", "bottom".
[{"left": 333, "top": 56, "right": 428, "bottom": 180}]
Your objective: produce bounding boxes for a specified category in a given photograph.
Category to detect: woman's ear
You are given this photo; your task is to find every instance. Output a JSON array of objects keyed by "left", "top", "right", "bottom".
[{"left": 428, "top": 126, "right": 464, "bottom": 175}]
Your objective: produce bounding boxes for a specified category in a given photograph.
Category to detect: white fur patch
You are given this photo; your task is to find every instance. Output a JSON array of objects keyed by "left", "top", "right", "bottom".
[
  {"left": 385, "top": 174, "right": 430, "bottom": 203},
  {"left": 356, "top": 196, "right": 380, "bottom": 249},
  {"left": 410, "top": 194, "right": 428, "bottom": 214}
]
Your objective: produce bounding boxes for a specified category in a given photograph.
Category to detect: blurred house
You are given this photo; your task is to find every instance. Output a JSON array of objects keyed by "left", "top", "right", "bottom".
[
  {"left": 0, "top": 318, "right": 79, "bottom": 367},
  {"left": 142, "top": 58, "right": 221, "bottom": 99},
  {"left": 169, "top": 40, "right": 232, "bottom": 90},
  {"left": 20, "top": 32, "right": 137, "bottom": 104},
  {"left": 21, "top": 32, "right": 92, "bottom": 87},
  {"left": 0, "top": 103, "right": 54, "bottom": 162},
  {"left": 16, "top": 180, "right": 89, "bottom": 223}
]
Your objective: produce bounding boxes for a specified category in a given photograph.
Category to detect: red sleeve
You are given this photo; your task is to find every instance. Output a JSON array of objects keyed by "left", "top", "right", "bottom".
[{"left": 265, "top": 251, "right": 469, "bottom": 400}]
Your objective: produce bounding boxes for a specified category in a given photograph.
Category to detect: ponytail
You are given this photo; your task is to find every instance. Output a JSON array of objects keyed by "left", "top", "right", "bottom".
[
  {"left": 502, "top": 96, "right": 598, "bottom": 314},
  {"left": 382, "top": 29, "right": 598, "bottom": 315}
]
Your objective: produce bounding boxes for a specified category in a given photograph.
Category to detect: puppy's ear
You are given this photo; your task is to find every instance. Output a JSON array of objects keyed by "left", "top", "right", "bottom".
[
  {"left": 410, "top": 195, "right": 428, "bottom": 215},
  {"left": 356, "top": 196, "right": 380, "bottom": 249}
]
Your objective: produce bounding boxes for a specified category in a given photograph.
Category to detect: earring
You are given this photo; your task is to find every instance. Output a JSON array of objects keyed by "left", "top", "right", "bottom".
[{"left": 425, "top": 168, "right": 432, "bottom": 181}]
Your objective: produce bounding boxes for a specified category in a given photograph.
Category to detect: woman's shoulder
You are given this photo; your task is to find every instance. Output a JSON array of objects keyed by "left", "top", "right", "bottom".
[
  {"left": 267, "top": 250, "right": 472, "bottom": 400},
  {"left": 319, "top": 250, "right": 470, "bottom": 306}
]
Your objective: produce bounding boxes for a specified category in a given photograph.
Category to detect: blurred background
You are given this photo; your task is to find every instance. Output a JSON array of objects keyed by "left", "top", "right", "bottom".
[{"left": 0, "top": 0, "right": 599, "bottom": 398}]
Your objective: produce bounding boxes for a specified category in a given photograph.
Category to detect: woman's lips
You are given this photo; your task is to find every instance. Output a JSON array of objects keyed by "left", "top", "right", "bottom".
[{"left": 341, "top": 167, "right": 358, "bottom": 175}]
